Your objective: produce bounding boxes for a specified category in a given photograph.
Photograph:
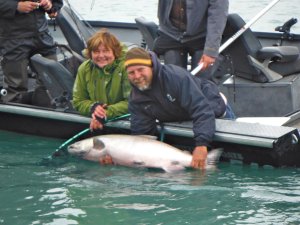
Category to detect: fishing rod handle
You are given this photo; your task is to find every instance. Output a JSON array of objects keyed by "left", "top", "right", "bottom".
[{"left": 191, "top": 63, "right": 203, "bottom": 76}]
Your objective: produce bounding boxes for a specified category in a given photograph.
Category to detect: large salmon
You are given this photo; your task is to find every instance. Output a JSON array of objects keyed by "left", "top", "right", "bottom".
[{"left": 68, "top": 134, "right": 222, "bottom": 172}]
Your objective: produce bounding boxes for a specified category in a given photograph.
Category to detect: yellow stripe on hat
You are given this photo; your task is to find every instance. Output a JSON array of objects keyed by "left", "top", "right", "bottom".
[{"left": 124, "top": 58, "right": 152, "bottom": 67}]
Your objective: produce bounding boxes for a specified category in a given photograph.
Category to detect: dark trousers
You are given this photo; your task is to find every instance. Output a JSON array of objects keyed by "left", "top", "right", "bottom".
[
  {"left": 0, "top": 31, "right": 57, "bottom": 102},
  {"left": 153, "top": 33, "right": 205, "bottom": 70}
]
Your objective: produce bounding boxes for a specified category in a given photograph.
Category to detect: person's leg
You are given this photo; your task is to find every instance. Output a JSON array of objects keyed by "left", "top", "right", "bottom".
[
  {"left": 223, "top": 104, "right": 236, "bottom": 120},
  {"left": 164, "top": 49, "right": 188, "bottom": 68},
  {"left": 219, "top": 92, "right": 236, "bottom": 120},
  {"left": 1, "top": 38, "right": 34, "bottom": 103},
  {"left": 153, "top": 33, "right": 188, "bottom": 68},
  {"left": 1, "top": 58, "right": 29, "bottom": 102},
  {"left": 190, "top": 50, "right": 203, "bottom": 70},
  {"left": 187, "top": 37, "right": 206, "bottom": 70},
  {"left": 34, "top": 31, "right": 57, "bottom": 60}
]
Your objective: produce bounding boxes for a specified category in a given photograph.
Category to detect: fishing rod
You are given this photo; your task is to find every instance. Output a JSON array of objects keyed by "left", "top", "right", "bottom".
[
  {"left": 90, "top": 0, "right": 95, "bottom": 10},
  {"left": 63, "top": 0, "right": 96, "bottom": 49},
  {"left": 50, "top": 113, "right": 131, "bottom": 159},
  {"left": 191, "top": 0, "right": 282, "bottom": 75}
]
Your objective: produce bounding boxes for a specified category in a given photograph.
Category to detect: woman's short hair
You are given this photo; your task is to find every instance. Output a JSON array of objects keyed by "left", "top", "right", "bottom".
[{"left": 84, "top": 29, "right": 122, "bottom": 59}]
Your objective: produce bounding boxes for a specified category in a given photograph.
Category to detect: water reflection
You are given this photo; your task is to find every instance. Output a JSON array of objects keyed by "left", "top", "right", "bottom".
[{"left": 1, "top": 129, "right": 299, "bottom": 225}]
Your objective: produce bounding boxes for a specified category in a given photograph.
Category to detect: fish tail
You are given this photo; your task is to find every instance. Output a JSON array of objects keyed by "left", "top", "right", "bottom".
[{"left": 206, "top": 148, "right": 223, "bottom": 165}]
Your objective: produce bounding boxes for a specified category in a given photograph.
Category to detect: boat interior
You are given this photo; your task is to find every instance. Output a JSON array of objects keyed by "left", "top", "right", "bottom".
[{"left": 1, "top": 5, "right": 300, "bottom": 118}]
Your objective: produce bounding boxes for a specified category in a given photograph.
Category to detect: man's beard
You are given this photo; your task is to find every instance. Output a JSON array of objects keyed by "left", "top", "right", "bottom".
[{"left": 137, "top": 84, "right": 151, "bottom": 91}]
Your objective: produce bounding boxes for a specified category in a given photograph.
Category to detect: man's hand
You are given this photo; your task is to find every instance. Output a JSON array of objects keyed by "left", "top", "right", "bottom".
[
  {"left": 47, "top": 12, "right": 58, "bottom": 18},
  {"left": 191, "top": 146, "right": 208, "bottom": 169},
  {"left": 99, "top": 155, "right": 113, "bottom": 165},
  {"left": 199, "top": 54, "right": 216, "bottom": 71},
  {"left": 39, "top": 0, "right": 52, "bottom": 11},
  {"left": 17, "top": 1, "right": 40, "bottom": 13}
]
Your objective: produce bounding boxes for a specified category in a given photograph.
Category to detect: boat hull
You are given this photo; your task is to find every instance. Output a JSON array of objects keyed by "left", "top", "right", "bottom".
[{"left": 1, "top": 103, "right": 299, "bottom": 168}]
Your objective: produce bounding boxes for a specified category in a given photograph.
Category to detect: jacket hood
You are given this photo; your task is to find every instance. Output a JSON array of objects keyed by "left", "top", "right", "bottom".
[{"left": 148, "top": 51, "right": 162, "bottom": 85}]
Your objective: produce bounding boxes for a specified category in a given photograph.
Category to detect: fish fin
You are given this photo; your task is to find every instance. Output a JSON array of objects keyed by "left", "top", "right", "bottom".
[
  {"left": 207, "top": 148, "right": 223, "bottom": 165},
  {"left": 133, "top": 160, "right": 146, "bottom": 167},
  {"left": 93, "top": 138, "right": 105, "bottom": 150},
  {"left": 162, "top": 164, "right": 185, "bottom": 173},
  {"left": 138, "top": 135, "right": 158, "bottom": 140}
]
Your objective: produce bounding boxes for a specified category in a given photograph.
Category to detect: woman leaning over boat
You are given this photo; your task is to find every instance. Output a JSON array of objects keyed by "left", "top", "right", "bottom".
[{"left": 72, "top": 29, "right": 131, "bottom": 130}]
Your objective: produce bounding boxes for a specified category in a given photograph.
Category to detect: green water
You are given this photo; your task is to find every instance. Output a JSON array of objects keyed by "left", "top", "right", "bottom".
[{"left": 0, "top": 130, "right": 299, "bottom": 225}]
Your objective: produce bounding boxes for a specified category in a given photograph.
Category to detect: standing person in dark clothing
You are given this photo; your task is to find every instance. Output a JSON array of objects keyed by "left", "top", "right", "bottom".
[
  {"left": 125, "top": 47, "right": 235, "bottom": 170},
  {"left": 153, "top": 0, "right": 229, "bottom": 72},
  {"left": 0, "top": 0, "right": 63, "bottom": 103}
]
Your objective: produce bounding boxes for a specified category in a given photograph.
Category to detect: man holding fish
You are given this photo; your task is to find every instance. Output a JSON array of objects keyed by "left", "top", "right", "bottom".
[{"left": 124, "top": 47, "right": 234, "bottom": 170}]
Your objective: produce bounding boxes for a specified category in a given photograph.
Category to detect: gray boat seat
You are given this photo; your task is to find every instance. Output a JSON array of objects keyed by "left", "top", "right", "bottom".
[
  {"left": 222, "top": 13, "right": 300, "bottom": 83},
  {"left": 257, "top": 46, "right": 299, "bottom": 62},
  {"left": 135, "top": 17, "right": 159, "bottom": 50},
  {"left": 56, "top": 5, "right": 95, "bottom": 56},
  {"left": 30, "top": 54, "right": 74, "bottom": 109}
]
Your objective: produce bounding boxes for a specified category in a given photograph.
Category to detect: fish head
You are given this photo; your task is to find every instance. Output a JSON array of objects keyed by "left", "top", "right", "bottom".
[{"left": 68, "top": 137, "right": 108, "bottom": 162}]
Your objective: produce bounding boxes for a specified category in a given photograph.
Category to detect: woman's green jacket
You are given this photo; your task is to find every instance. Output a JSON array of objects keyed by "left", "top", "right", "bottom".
[{"left": 72, "top": 49, "right": 131, "bottom": 119}]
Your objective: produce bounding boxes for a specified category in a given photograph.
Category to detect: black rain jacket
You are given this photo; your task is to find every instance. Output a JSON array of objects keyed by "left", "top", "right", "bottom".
[
  {"left": 0, "top": 0, "right": 63, "bottom": 39},
  {"left": 129, "top": 52, "right": 226, "bottom": 147}
]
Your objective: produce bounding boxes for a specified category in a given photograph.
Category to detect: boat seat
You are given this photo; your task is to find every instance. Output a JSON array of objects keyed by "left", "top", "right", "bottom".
[
  {"left": 56, "top": 43, "right": 85, "bottom": 76},
  {"left": 56, "top": 5, "right": 95, "bottom": 56},
  {"left": 30, "top": 54, "right": 74, "bottom": 109},
  {"left": 135, "top": 17, "right": 159, "bottom": 50},
  {"left": 222, "top": 14, "right": 300, "bottom": 83},
  {"left": 257, "top": 46, "right": 299, "bottom": 62}
]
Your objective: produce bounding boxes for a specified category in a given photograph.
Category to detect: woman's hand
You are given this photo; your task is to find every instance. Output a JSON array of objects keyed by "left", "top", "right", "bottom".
[
  {"left": 93, "top": 104, "right": 107, "bottom": 121},
  {"left": 89, "top": 104, "right": 108, "bottom": 131},
  {"left": 89, "top": 117, "right": 103, "bottom": 131}
]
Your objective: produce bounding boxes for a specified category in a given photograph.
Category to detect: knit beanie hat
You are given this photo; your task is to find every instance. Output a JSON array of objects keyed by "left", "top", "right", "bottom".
[{"left": 124, "top": 47, "right": 152, "bottom": 68}]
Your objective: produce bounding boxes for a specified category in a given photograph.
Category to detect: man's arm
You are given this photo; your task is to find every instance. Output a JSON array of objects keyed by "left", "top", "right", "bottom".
[
  {"left": 129, "top": 98, "right": 158, "bottom": 136},
  {"left": 200, "top": 0, "right": 229, "bottom": 70},
  {"left": 169, "top": 67, "right": 216, "bottom": 169},
  {"left": 204, "top": 0, "right": 229, "bottom": 58}
]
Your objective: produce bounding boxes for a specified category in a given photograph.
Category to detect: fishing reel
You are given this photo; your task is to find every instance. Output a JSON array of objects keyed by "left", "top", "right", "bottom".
[
  {"left": 0, "top": 58, "right": 7, "bottom": 98},
  {"left": 275, "top": 18, "right": 298, "bottom": 42},
  {"left": 0, "top": 88, "right": 7, "bottom": 96}
]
